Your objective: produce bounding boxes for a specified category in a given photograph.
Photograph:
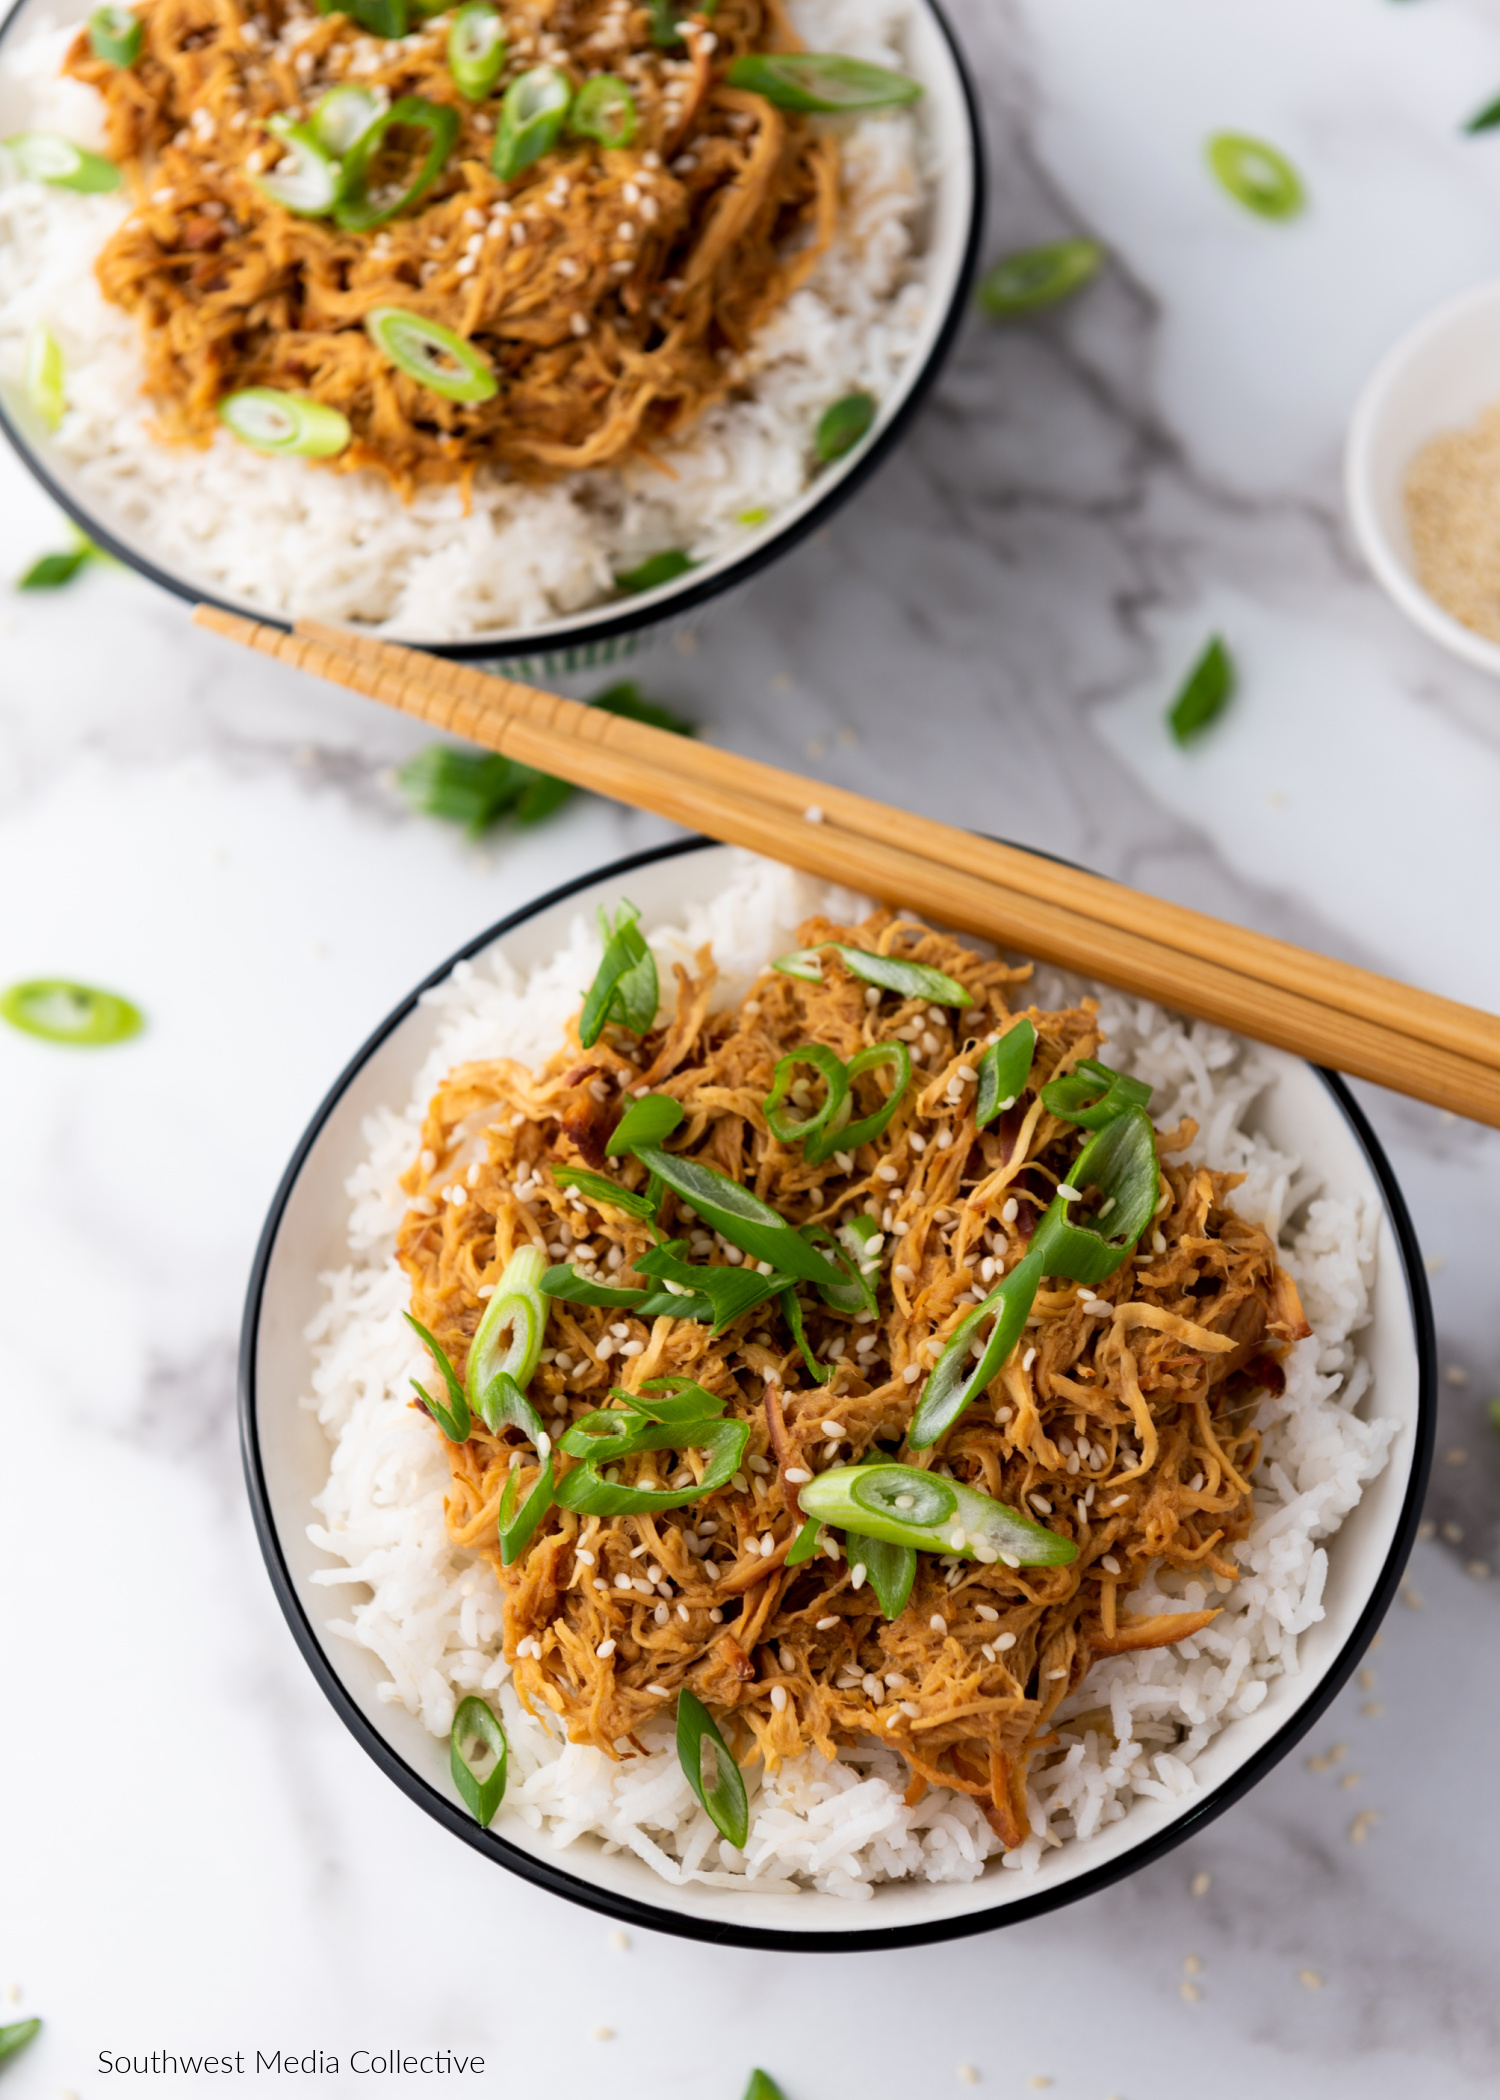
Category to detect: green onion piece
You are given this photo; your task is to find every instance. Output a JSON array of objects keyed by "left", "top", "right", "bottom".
[
  {"left": 798, "top": 1221, "right": 874, "bottom": 1316},
  {"left": 738, "top": 506, "right": 771, "bottom": 527},
  {"left": 845, "top": 1530, "right": 916, "bottom": 1618},
  {"left": 632, "top": 1375, "right": 729, "bottom": 1422},
  {"left": 0, "top": 2020, "right": 42, "bottom": 2067},
  {"left": 498, "top": 1452, "right": 555, "bottom": 1560},
  {"left": 677, "top": 1689, "right": 749, "bottom": 1848},
  {"left": 593, "top": 678, "right": 697, "bottom": 734},
  {"left": 24, "top": 324, "right": 66, "bottom": 431},
  {"left": 725, "top": 52, "right": 922, "bottom": 113},
  {"left": 541, "top": 1263, "right": 649, "bottom": 1309},
  {"left": 633, "top": 1239, "right": 793, "bottom": 1331},
  {"left": 570, "top": 72, "right": 637, "bottom": 148},
  {"left": 366, "top": 305, "right": 498, "bottom": 402},
  {"left": 608, "top": 1090, "right": 684, "bottom": 1155},
  {"left": 474, "top": 1367, "right": 548, "bottom": 1447},
  {"left": 88, "top": 3, "right": 141, "bottom": 63},
  {"left": 1465, "top": 92, "right": 1500, "bottom": 135},
  {"left": 1040, "top": 1055, "right": 1153, "bottom": 1130},
  {"left": 492, "top": 64, "right": 572, "bottom": 181},
  {"left": 4, "top": 131, "right": 121, "bottom": 190},
  {"left": 808, "top": 1039, "right": 911, "bottom": 1162},
  {"left": 771, "top": 947, "right": 824, "bottom": 984},
  {"left": 814, "top": 390, "right": 875, "bottom": 463},
  {"left": 311, "top": 83, "right": 387, "bottom": 156},
  {"left": 784, "top": 1515, "right": 822, "bottom": 1567},
  {"left": 555, "top": 1415, "right": 750, "bottom": 1514},
  {"left": 1205, "top": 132, "right": 1305, "bottom": 220},
  {"left": 336, "top": 95, "right": 459, "bottom": 229},
  {"left": 1167, "top": 635, "right": 1235, "bottom": 744},
  {"left": 764, "top": 1042, "right": 850, "bottom": 1148},
  {"left": 781, "top": 1285, "right": 831, "bottom": 1384},
  {"left": 403, "top": 1312, "right": 472, "bottom": 1440},
  {"left": 615, "top": 548, "right": 697, "bottom": 594},
  {"left": 0, "top": 978, "right": 140, "bottom": 1044},
  {"left": 828, "top": 942, "right": 968, "bottom": 1006},
  {"left": 18, "top": 539, "right": 98, "bottom": 588},
  {"left": 398, "top": 747, "right": 522, "bottom": 833},
  {"left": 252, "top": 114, "right": 342, "bottom": 215},
  {"left": 318, "top": 0, "right": 410, "bottom": 38},
  {"left": 448, "top": 1, "right": 506, "bottom": 99},
  {"left": 634, "top": 1144, "right": 847, "bottom": 1288},
  {"left": 450, "top": 1695, "right": 507, "bottom": 1825},
  {"left": 977, "top": 238, "right": 1103, "bottom": 319},
  {"left": 646, "top": 0, "right": 684, "bottom": 48},
  {"left": 468, "top": 1242, "right": 549, "bottom": 1398},
  {"left": 218, "top": 387, "right": 351, "bottom": 458},
  {"left": 743, "top": 2075, "right": 786, "bottom": 2100},
  {"left": 906, "top": 1242, "right": 1046, "bottom": 1452},
  {"left": 580, "top": 899, "right": 658, "bottom": 1046},
  {"left": 551, "top": 1164, "right": 659, "bottom": 1224},
  {"left": 975, "top": 1018, "right": 1035, "bottom": 1128},
  {"left": 802, "top": 1462, "right": 1076, "bottom": 1568},
  {"left": 1489, "top": 1397, "right": 1500, "bottom": 1437}
]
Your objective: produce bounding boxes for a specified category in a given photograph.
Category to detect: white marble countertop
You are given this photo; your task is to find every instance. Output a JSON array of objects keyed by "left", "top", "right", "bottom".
[{"left": 3, "top": 0, "right": 1500, "bottom": 2092}]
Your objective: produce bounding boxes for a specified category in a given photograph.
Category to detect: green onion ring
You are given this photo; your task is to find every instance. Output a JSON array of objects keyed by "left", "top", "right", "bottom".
[
  {"left": 802, "top": 1462, "right": 1076, "bottom": 1568},
  {"left": 365, "top": 305, "right": 498, "bottom": 402},
  {"left": 492, "top": 64, "right": 572, "bottom": 182},
  {"left": 814, "top": 390, "right": 875, "bottom": 463},
  {"left": 253, "top": 114, "right": 341, "bottom": 215},
  {"left": 764, "top": 1042, "right": 850, "bottom": 1148},
  {"left": 975, "top": 1018, "right": 1035, "bottom": 1128},
  {"left": 725, "top": 52, "right": 922, "bottom": 114},
  {"left": 4, "top": 131, "right": 121, "bottom": 191},
  {"left": 607, "top": 1090, "right": 684, "bottom": 1156},
  {"left": 498, "top": 1452, "right": 555, "bottom": 1561},
  {"left": 0, "top": 978, "right": 140, "bottom": 1045},
  {"left": 1039, "top": 1056, "right": 1153, "bottom": 1131},
  {"left": 310, "top": 83, "right": 387, "bottom": 156},
  {"left": 807, "top": 1039, "right": 911, "bottom": 1161},
  {"left": 87, "top": 5, "right": 142, "bottom": 65},
  {"left": 570, "top": 72, "right": 637, "bottom": 148},
  {"left": 555, "top": 1415, "right": 750, "bottom": 1515},
  {"left": 335, "top": 95, "right": 459, "bottom": 229},
  {"left": 25, "top": 324, "right": 66, "bottom": 432},
  {"left": 676, "top": 1689, "right": 749, "bottom": 1848},
  {"left": 614, "top": 548, "right": 697, "bottom": 594},
  {"left": 450, "top": 1694, "right": 508, "bottom": 1825},
  {"left": 468, "top": 1244, "right": 549, "bottom": 1397},
  {"left": 1205, "top": 131, "right": 1305, "bottom": 220},
  {"left": 448, "top": 2, "right": 507, "bottom": 101},
  {"left": 218, "top": 387, "right": 351, "bottom": 457},
  {"left": 977, "top": 238, "right": 1104, "bottom": 319}
]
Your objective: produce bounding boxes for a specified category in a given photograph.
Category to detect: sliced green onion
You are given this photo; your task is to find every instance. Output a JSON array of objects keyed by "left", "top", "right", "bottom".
[
  {"left": 468, "top": 1243, "right": 549, "bottom": 1397},
  {"left": 977, "top": 238, "right": 1103, "bottom": 319},
  {"left": 975, "top": 1018, "right": 1035, "bottom": 1127},
  {"left": 318, "top": 0, "right": 410, "bottom": 38},
  {"left": 399, "top": 746, "right": 522, "bottom": 833},
  {"left": 474, "top": 1367, "right": 548, "bottom": 1446},
  {"left": 646, "top": 0, "right": 684, "bottom": 49},
  {"left": 570, "top": 72, "right": 637, "bottom": 148},
  {"left": 311, "top": 83, "right": 387, "bottom": 156},
  {"left": 1464, "top": 92, "right": 1500, "bottom": 136},
  {"left": 608, "top": 1090, "right": 684, "bottom": 1155},
  {"left": 543, "top": 1264, "right": 653, "bottom": 1310},
  {"left": 555, "top": 1415, "right": 750, "bottom": 1515},
  {"left": 0, "top": 2020, "right": 41, "bottom": 2068},
  {"left": 770, "top": 946, "right": 824, "bottom": 984},
  {"left": 743, "top": 2076, "right": 786, "bottom": 2100},
  {"left": 784, "top": 1514, "right": 822, "bottom": 1566},
  {"left": 633, "top": 1239, "right": 792, "bottom": 1332},
  {"left": 615, "top": 548, "right": 697, "bottom": 594},
  {"left": 448, "top": 1, "right": 506, "bottom": 99},
  {"left": 677, "top": 1689, "right": 749, "bottom": 1848},
  {"left": 1167, "top": 634, "right": 1235, "bottom": 744},
  {"left": 218, "top": 387, "right": 351, "bottom": 458},
  {"left": 738, "top": 506, "right": 771, "bottom": 527},
  {"left": 1040, "top": 1056, "right": 1152, "bottom": 1130},
  {"left": 498, "top": 1452, "right": 555, "bottom": 1560},
  {"left": 781, "top": 1285, "right": 831, "bottom": 1384},
  {"left": 633, "top": 1144, "right": 847, "bottom": 1288},
  {"left": 726, "top": 52, "right": 922, "bottom": 113},
  {"left": 0, "top": 978, "right": 140, "bottom": 1044},
  {"left": 794, "top": 1224, "right": 871, "bottom": 1318},
  {"left": 403, "top": 1313, "right": 471, "bottom": 1441},
  {"left": 450, "top": 1695, "right": 507, "bottom": 1824},
  {"left": 845, "top": 1530, "right": 916, "bottom": 1618},
  {"left": 814, "top": 391, "right": 875, "bottom": 463},
  {"left": 593, "top": 679, "right": 696, "bottom": 734},
  {"left": 773, "top": 941, "right": 969, "bottom": 1007},
  {"left": 580, "top": 899, "right": 658, "bottom": 1045},
  {"left": 88, "top": 4, "right": 141, "bottom": 63},
  {"left": 551, "top": 1163, "right": 659, "bottom": 1225},
  {"left": 631, "top": 1375, "right": 728, "bottom": 1423},
  {"left": 253, "top": 114, "right": 341, "bottom": 216},
  {"left": 18, "top": 539, "right": 96, "bottom": 588},
  {"left": 808, "top": 1039, "right": 911, "bottom": 1162},
  {"left": 764, "top": 1042, "right": 850, "bottom": 1147},
  {"left": 1205, "top": 132, "right": 1305, "bottom": 220},
  {"left": 335, "top": 95, "right": 459, "bottom": 229},
  {"left": 492, "top": 64, "right": 572, "bottom": 182},
  {"left": 4, "top": 130, "right": 120, "bottom": 190},
  {"left": 25, "top": 324, "right": 65, "bottom": 431},
  {"left": 802, "top": 1462, "right": 1076, "bottom": 1568},
  {"left": 365, "top": 305, "right": 498, "bottom": 403}
]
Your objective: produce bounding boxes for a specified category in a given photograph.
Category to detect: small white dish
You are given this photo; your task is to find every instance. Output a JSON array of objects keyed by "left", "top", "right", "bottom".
[{"left": 1346, "top": 278, "right": 1500, "bottom": 677}]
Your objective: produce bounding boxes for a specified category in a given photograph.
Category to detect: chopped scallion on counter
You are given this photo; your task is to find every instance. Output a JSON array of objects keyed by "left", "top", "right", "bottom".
[
  {"left": 1464, "top": 92, "right": 1500, "bottom": 135},
  {"left": 17, "top": 533, "right": 101, "bottom": 589},
  {"left": 0, "top": 2020, "right": 41, "bottom": 2068},
  {"left": 978, "top": 237, "right": 1103, "bottom": 319},
  {"left": 450, "top": 1695, "right": 508, "bottom": 1825},
  {"left": 1205, "top": 132, "right": 1304, "bottom": 219},
  {"left": 677, "top": 1689, "right": 749, "bottom": 1847},
  {"left": 87, "top": 4, "right": 142, "bottom": 64},
  {"left": 1167, "top": 635, "right": 1235, "bottom": 744},
  {"left": 365, "top": 304, "right": 497, "bottom": 401},
  {"left": 0, "top": 978, "right": 141, "bottom": 1044},
  {"left": 814, "top": 390, "right": 875, "bottom": 462},
  {"left": 219, "top": 387, "right": 351, "bottom": 457},
  {"left": 726, "top": 52, "right": 922, "bottom": 113}
]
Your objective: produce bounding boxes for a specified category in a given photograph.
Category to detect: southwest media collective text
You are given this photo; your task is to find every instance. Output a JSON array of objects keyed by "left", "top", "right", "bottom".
[{"left": 97, "top": 2051, "right": 486, "bottom": 2076}]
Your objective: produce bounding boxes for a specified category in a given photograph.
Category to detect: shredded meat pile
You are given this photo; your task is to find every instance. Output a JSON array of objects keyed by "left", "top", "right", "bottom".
[
  {"left": 68, "top": 0, "right": 836, "bottom": 489},
  {"left": 400, "top": 913, "right": 1311, "bottom": 1845}
]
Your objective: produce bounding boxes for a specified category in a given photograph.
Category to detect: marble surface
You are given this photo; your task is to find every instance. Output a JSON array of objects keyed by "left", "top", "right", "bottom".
[{"left": 3, "top": 0, "right": 1500, "bottom": 2093}]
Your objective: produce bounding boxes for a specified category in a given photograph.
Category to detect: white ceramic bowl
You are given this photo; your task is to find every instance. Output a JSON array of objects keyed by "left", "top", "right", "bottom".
[
  {"left": 0, "top": 0, "right": 982, "bottom": 670},
  {"left": 1346, "top": 278, "right": 1500, "bottom": 677},
  {"left": 242, "top": 841, "right": 1435, "bottom": 1949}
]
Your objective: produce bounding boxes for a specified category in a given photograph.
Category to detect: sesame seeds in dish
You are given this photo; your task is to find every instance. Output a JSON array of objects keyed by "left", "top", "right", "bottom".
[{"left": 304, "top": 856, "right": 1398, "bottom": 1898}]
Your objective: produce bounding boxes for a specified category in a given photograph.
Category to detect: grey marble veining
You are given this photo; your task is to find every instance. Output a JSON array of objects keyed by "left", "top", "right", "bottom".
[{"left": 2, "top": 0, "right": 1499, "bottom": 2093}]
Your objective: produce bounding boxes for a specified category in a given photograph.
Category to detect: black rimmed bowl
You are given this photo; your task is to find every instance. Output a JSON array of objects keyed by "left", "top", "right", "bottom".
[
  {"left": 0, "top": 0, "right": 983, "bottom": 670},
  {"left": 241, "top": 840, "right": 1434, "bottom": 1949}
]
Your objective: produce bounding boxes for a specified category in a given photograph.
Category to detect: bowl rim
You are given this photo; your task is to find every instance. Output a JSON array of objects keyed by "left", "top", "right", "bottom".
[
  {"left": 239, "top": 835, "right": 1437, "bottom": 1951},
  {"left": 0, "top": 0, "right": 986, "bottom": 662},
  {"left": 1344, "top": 275, "right": 1500, "bottom": 678}
]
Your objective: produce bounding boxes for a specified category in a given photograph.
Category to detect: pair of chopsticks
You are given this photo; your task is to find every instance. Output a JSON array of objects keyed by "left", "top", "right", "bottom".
[{"left": 194, "top": 603, "right": 1500, "bottom": 1130}]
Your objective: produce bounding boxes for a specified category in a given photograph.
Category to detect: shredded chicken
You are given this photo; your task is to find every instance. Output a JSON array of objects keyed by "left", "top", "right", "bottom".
[
  {"left": 400, "top": 912, "right": 1310, "bottom": 1844},
  {"left": 67, "top": 0, "right": 837, "bottom": 490}
]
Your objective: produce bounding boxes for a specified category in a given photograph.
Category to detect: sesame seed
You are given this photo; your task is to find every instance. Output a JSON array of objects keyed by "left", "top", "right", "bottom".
[
  {"left": 770, "top": 1684, "right": 788, "bottom": 1711},
  {"left": 592, "top": 2025, "right": 615, "bottom": 2040},
  {"left": 645, "top": 1683, "right": 670, "bottom": 1696},
  {"left": 596, "top": 1638, "right": 616, "bottom": 1657},
  {"left": 1046, "top": 1667, "right": 1067, "bottom": 1680},
  {"left": 1350, "top": 1810, "right": 1379, "bottom": 1845},
  {"left": 709, "top": 1607, "right": 723, "bottom": 1621},
  {"left": 815, "top": 1614, "right": 839, "bottom": 1630},
  {"left": 1001, "top": 1198, "right": 1019, "bottom": 1223},
  {"left": 1180, "top": 1981, "right": 1201, "bottom": 2004},
  {"left": 759, "top": 1534, "right": 775, "bottom": 1556},
  {"left": 1191, "top": 1871, "right": 1212, "bottom": 1897},
  {"left": 614, "top": 1573, "right": 632, "bottom": 1590},
  {"left": 785, "top": 1466, "right": 812, "bottom": 1484},
  {"left": 1184, "top": 1953, "right": 1202, "bottom": 1976},
  {"left": 804, "top": 804, "right": 825, "bottom": 823},
  {"left": 996, "top": 1632, "right": 1017, "bottom": 1650},
  {"left": 957, "top": 2067, "right": 978, "bottom": 2087},
  {"left": 821, "top": 1419, "right": 843, "bottom": 1437},
  {"left": 975, "top": 1604, "right": 999, "bottom": 1622},
  {"left": 1057, "top": 1183, "right": 1081, "bottom": 1201},
  {"left": 1101, "top": 1555, "right": 1122, "bottom": 1575},
  {"left": 930, "top": 1614, "right": 947, "bottom": 1635},
  {"left": 1022, "top": 1347, "right": 1036, "bottom": 1372},
  {"left": 1299, "top": 1970, "right": 1324, "bottom": 1991},
  {"left": 1000, "top": 1551, "right": 1020, "bottom": 1569}
]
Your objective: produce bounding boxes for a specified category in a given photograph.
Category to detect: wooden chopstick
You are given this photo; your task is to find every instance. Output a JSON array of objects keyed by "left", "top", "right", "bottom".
[{"left": 193, "top": 605, "right": 1500, "bottom": 1129}]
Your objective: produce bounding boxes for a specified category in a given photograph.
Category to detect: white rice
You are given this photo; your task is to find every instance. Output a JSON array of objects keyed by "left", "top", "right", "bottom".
[
  {"left": 301, "top": 854, "right": 1396, "bottom": 1899},
  {"left": 0, "top": 0, "right": 932, "bottom": 640}
]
